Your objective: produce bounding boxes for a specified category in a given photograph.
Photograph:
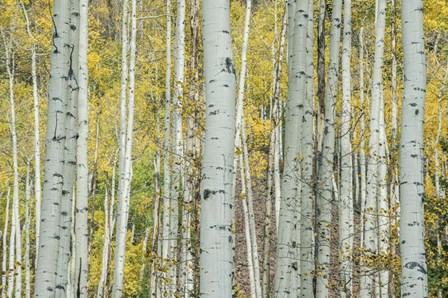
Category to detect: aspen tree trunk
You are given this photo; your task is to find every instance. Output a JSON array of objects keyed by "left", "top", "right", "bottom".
[
  {"left": 233, "top": 1, "right": 262, "bottom": 296},
  {"left": 263, "top": 7, "right": 287, "bottom": 296},
  {"left": 55, "top": 0, "right": 80, "bottom": 293},
  {"left": 172, "top": 0, "right": 186, "bottom": 293},
  {"left": 361, "top": 0, "right": 386, "bottom": 295},
  {"left": 25, "top": 163, "right": 31, "bottom": 298},
  {"left": 1, "top": 188, "right": 10, "bottom": 298},
  {"left": 21, "top": 3, "right": 42, "bottom": 252},
  {"left": 399, "top": 0, "right": 428, "bottom": 296},
  {"left": 315, "top": 0, "right": 326, "bottom": 163},
  {"left": 35, "top": 0, "right": 71, "bottom": 292},
  {"left": 299, "top": 0, "right": 315, "bottom": 295},
  {"left": 378, "top": 96, "right": 389, "bottom": 297},
  {"left": 161, "top": 0, "right": 172, "bottom": 294},
  {"left": 74, "top": 0, "right": 89, "bottom": 294},
  {"left": 8, "top": 198, "right": 15, "bottom": 298},
  {"left": 4, "top": 33, "right": 22, "bottom": 298},
  {"left": 150, "top": 156, "right": 162, "bottom": 297},
  {"left": 339, "top": 0, "right": 353, "bottom": 296},
  {"left": 358, "top": 27, "right": 367, "bottom": 255},
  {"left": 239, "top": 156, "right": 257, "bottom": 298},
  {"left": 316, "top": 0, "right": 342, "bottom": 295},
  {"left": 275, "top": 1, "right": 307, "bottom": 294},
  {"left": 97, "top": 181, "right": 111, "bottom": 298},
  {"left": 113, "top": 0, "right": 137, "bottom": 294},
  {"left": 200, "top": 0, "right": 236, "bottom": 296}
]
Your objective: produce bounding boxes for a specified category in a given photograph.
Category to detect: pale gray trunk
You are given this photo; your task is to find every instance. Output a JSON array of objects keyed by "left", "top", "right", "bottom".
[
  {"left": 113, "top": 0, "right": 137, "bottom": 294},
  {"left": 339, "top": 0, "right": 353, "bottom": 296},
  {"left": 34, "top": 0, "right": 71, "bottom": 293},
  {"left": 299, "top": 0, "right": 315, "bottom": 296},
  {"left": 55, "top": 0, "right": 80, "bottom": 293},
  {"left": 316, "top": 0, "right": 342, "bottom": 295},
  {"left": 2, "top": 188, "right": 10, "bottom": 298},
  {"left": 361, "top": 0, "right": 386, "bottom": 295},
  {"left": 161, "top": 0, "right": 172, "bottom": 294},
  {"left": 399, "top": 0, "right": 428, "bottom": 296},
  {"left": 97, "top": 181, "right": 111, "bottom": 298},
  {"left": 150, "top": 156, "right": 162, "bottom": 297},
  {"left": 200, "top": 0, "right": 236, "bottom": 295},
  {"left": 24, "top": 163, "right": 31, "bottom": 298}
]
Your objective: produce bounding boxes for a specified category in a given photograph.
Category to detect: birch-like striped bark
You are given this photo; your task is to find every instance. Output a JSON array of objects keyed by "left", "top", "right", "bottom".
[
  {"left": 4, "top": 32, "right": 22, "bottom": 298},
  {"left": 24, "top": 163, "right": 31, "bottom": 298},
  {"left": 8, "top": 194, "right": 15, "bottom": 298},
  {"left": 150, "top": 156, "right": 161, "bottom": 297},
  {"left": 299, "top": 0, "right": 314, "bottom": 295},
  {"left": 316, "top": 0, "right": 342, "bottom": 295},
  {"left": 34, "top": 0, "right": 71, "bottom": 293},
  {"left": 361, "top": 0, "right": 386, "bottom": 295},
  {"left": 55, "top": 0, "right": 80, "bottom": 292},
  {"left": 233, "top": 1, "right": 262, "bottom": 296},
  {"left": 274, "top": 1, "right": 307, "bottom": 294},
  {"left": 161, "top": 0, "right": 172, "bottom": 294},
  {"left": 97, "top": 178, "right": 111, "bottom": 298},
  {"left": 358, "top": 27, "right": 367, "bottom": 253},
  {"left": 339, "top": 0, "right": 353, "bottom": 295},
  {"left": 21, "top": 3, "right": 42, "bottom": 252},
  {"left": 74, "top": 0, "right": 89, "bottom": 294},
  {"left": 113, "top": 0, "right": 137, "bottom": 294},
  {"left": 1, "top": 188, "right": 10, "bottom": 298},
  {"left": 171, "top": 0, "right": 186, "bottom": 292},
  {"left": 399, "top": 0, "right": 428, "bottom": 296},
  {"left": 200, "top": 0, "right": 236, "bottom": 295},
  {"left": 263, "top": 7, "right": 287, "bottom": 296}
]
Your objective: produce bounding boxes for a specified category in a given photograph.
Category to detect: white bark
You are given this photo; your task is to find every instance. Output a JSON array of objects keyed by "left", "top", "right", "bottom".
[
  {"left": 361, "top": 0, "right": 386, "bottom": 295},
  {"left": 97, "top": 181, "right": 110, "bottom": 298},
  {"left": 200, "top": 0, "right": 236, "bottom": 295},
  {"left": 299, "top": 0, "right": 314, "bottom": 296},
  {"left": 113, "top": 0, "right": 137, "bottom": 294},
  {"left": 161, "top": 0, "right": 172, "bottom": 294},
  {"left": 25, "top": 163, "right": 31, "bottom": 298},
  {"left": 399, "top": 0, "right": 428, "bottom": 296},
  {"left": 316, "top": 0, "right": 342, "bottom": 295},
  {"left": 74, "top": 0, "right": 89, "bottom": 294},
  {"left": 1, "top": 188, "right": 10, "bottom": 298},
  {"left": 34, "top": 0, "right": 71, "bottom": 293},
  {"left": 339, "top": 0, "right": 353, "bottom": 296}
]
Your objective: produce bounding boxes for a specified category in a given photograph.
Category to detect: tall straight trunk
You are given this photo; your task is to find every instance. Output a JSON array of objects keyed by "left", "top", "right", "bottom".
[
  {"left": 55, "top": 0, "right": 80, "bottom": 293},
  {"left": 315, "top": 0, "right": 326, "bottom": 161},
  {"left": 200, "top": 0, "right": 236, "bottom": 295},
  {"left": 34, "top": 0, "right": 71, "bottom": 293},
  {"left": 4, "top": 33, "right": 22, "bottom": 298},
  {"left": 361, "top": 0, "right": 386, "bottom": 295},
  {"left": 113, "top": 0, "right": 137, "bottom": 294},
  {"left": 339, "top": 0, "right": 353, "bottom": 296},
  {"left": 358, "top": 27, "right": 367, "bottom": 256},
  {"left": 316, "top": 0, "right": 342, "bottom": 296},
  {"left": 150, "top": 155, "right": 162, "bottom": 297},
  {"left": 24, "top": 163, "right": 31, "bottom": 298},
  {"left": 263, "top": 7, "right": 287, "bottom": 296},
  {"left": 171, "top": 0, "right": 186, "bottom": 292},
  {"left": 161, "top": 0, "right": 172, "bottom": 294},
  {"left": 97, "top": 179, "right": 111, "bottom": 298},
  {"left": 21, "top": 3, "right": 42, "bottom": 253},
  {"left": 8, "top": 197, "right": 15, "bottom": 298},
  {"left": 1, "top": 188, "right": 10, "bottom": 298},
  {"left": 233, "top": 1, "right": 262, "bottom": 296},
  {"left": 399, "top": 0, "right": 428, "bottom": 296},
  {"left": 299, "top": 0, "right": 315, "bottom": 296},
  {"left": 74, "top": 0, "right": 89, "bottom": 295},
  {"left": 274, "top": 1, "right": 307, "bottom": 294}
]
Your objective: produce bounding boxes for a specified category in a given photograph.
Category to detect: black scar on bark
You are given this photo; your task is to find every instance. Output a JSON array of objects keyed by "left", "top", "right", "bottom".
[
  {"left": 225, "top": 57, "right": 236, "bottom": 74},
  {"left": 203, "top": 189, "right": 225, "bottom": 200}
]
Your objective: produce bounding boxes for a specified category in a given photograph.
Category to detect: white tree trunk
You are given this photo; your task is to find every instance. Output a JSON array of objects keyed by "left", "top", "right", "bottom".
[
  {"left": 2, "top": 188, "right": 10, "bottom": 298},
  {"left": 200, "top": 0, "right": 236, "bottom": 295},
  {"left": 97, "top": 180, "right": 111, "bottom": 298},
  {"left": 161, "top": 0, "right": 172, "bottom": 294},
  {"left": 361, "top": 0, "right": 386, "bottom": 295},
  {"left": 316, "top": 0, "right": 342, "bottom": 295},
  {"left": 113, "top": 0, "right": 137, "bottom": 294},
  {"left": 399, "top": 0, "right": 428, "bottom": 296},
  {"left": 24, "top": 163, "right": 31, "bottom": 298},
  {"left": 34, "top": 0, "right": 71, "bottom": 293},
  {"left": 339, "top": 0, "right": 353, "bottom": 296},
  {"left": 74, "top": 0, "right": 89, "bottom": 294},
  {"left": 299, "top": 0, "right": 315, "bottom": 296}
]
